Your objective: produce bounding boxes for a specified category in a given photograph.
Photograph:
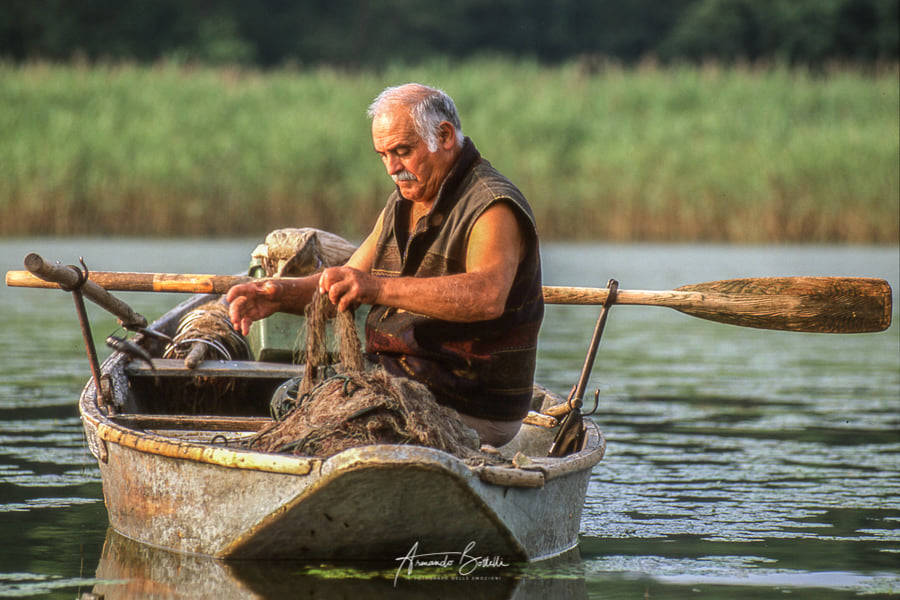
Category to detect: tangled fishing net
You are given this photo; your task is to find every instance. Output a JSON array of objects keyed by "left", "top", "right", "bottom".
[{"left": 247, "top": 291, "right": 485, "bottom": 461}]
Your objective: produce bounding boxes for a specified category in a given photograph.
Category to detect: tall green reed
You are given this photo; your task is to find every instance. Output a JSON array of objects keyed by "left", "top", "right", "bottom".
[{"left": 0, "top": 59, "right": 896, "bottom": 243}]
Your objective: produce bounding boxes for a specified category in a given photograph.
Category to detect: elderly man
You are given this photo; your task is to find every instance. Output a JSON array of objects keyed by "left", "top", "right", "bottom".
[{"left": 227, "top": 83, "right": 543, "bottom": 445}]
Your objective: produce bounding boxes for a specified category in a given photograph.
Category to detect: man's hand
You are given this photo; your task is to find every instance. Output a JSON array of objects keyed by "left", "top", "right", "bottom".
[
  {"left": 226, "top": 280, "right": 286, "bottom": 336},
  {"left": 318, "top": 266, "right": 381, "bottom": 313}
]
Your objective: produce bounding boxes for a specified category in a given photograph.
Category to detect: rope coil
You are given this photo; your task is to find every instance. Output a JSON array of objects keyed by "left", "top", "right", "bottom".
[{"left": 163, "top": 303, "right": 249, "bottom": 362}]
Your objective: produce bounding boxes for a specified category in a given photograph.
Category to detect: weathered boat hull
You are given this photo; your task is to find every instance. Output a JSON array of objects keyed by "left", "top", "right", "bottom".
[{"left": 80, "top": 294, "right": 606, "bottom": 562}]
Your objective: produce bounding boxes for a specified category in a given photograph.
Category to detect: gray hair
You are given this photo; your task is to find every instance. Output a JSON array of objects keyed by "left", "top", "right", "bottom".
[{"left": 367, "top": 83, "right": 464, "bottom": 152}]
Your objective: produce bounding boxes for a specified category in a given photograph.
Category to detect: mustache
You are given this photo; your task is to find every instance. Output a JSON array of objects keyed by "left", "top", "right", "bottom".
[{"left": 392, "top": 170, "right": 417, "bottom": 183}]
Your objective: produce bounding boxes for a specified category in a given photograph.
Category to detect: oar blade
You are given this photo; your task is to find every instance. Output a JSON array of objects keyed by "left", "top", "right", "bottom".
[{"left": 675, "top": 277, "right": 893, "bottom": 334}]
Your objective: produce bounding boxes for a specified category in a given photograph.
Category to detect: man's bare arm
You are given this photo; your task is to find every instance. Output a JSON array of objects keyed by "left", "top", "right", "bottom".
[{"left": 319, "top": 202, "right": 525, "bottom": 322}]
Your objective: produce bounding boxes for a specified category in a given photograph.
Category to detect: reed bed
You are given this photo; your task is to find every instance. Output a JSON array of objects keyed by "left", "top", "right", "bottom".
[{"left": 0, "top": 59, "right": 897, "bottom": 242}]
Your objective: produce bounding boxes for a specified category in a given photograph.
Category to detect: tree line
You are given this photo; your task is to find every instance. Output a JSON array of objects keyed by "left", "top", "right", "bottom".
[{"left": 1, "top": 0, "right": 896, "bottom": 68}]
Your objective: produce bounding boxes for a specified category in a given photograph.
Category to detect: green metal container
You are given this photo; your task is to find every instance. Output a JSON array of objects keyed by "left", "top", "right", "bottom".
[{"left": 247, "top": 311, "right": 305, "bottom": 363}]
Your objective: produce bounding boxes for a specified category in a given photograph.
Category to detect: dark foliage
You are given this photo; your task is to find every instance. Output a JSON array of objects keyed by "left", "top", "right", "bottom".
[{"left": 1, "top": 0, "right": 896, "bottom": 67}]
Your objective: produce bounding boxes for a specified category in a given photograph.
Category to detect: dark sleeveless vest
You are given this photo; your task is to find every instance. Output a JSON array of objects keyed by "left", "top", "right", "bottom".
[{"left": 365, "top": 138, "right": 543, "bottom": 421}]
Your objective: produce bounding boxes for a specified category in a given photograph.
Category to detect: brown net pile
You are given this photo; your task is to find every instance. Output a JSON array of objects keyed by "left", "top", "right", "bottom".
[
  {"left": 248, "top": 368, "right": 483, "bottom": 458},
  {"left": 247, "top": 291, "right": 484, "bottom": 460}
]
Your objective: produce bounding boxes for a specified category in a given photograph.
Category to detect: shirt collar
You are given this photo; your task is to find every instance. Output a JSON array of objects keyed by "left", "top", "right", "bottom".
[{"left": 425, "top": 137, "right": 481, "bottom": 225}]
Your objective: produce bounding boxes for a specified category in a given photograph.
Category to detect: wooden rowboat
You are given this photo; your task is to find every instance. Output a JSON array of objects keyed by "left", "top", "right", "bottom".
[
  {"left": 10, "top": 246, "right": 888, "bottom": 565},
  {"left": 80, "top": 291, "right": 606, "bottom": 562}
]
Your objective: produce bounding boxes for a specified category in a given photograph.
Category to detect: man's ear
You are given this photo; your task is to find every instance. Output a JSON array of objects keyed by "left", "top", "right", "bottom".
[{"left": 438, "top": 122, "right": 457, "bottom": 149}]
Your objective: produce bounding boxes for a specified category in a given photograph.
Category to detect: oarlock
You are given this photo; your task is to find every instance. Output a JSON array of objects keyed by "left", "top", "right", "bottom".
[{"left": 548, "top": 278, "right": 618, "bottom": 457}]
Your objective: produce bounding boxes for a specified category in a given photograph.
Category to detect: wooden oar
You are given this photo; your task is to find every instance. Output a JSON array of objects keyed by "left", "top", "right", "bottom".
[
  {"left": 13, "top": 253, "right": 148, "bottom": 329},
  {"left": 6, "top": 256, "right": 892, "bottom": 334}
]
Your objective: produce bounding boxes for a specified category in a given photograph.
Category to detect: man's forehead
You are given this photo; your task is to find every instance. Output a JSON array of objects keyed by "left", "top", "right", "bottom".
[{"left": 372, "top": 108, "right": 416, "bottom": 136}]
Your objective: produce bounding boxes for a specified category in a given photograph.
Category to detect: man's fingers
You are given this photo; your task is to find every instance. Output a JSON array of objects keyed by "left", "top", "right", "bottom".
[
  {"left": 240, "top": 317, "right": 253, "bottom": 336},
  {"left": 319, "top": 267, "right": 372, "bottom": 312},
  {"left": 318, "top": 268, "right": 338, "bottom": 295},
  {"left": 228, "top": 295, "right": 247, "bottom": 327},
  {"left": 326, "top": 279, "right": 344, "bottom": 306},
  {"left": 225, "top": 283, "right": 247, "bottom": 303},
  {"left": 335, "top": 289, "right": 352, "bottom": 313},
  {"left": 320, "top": 268, "right": 347, "bottom": 302}
]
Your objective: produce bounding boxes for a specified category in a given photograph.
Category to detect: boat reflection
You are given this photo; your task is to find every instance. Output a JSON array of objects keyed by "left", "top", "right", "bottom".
[{"left": 89, "top": 528, "right": 588, "bottom": 599}]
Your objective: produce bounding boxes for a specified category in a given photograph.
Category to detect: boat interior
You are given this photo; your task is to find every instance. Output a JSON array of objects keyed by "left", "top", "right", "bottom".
[{"left": 99, "top": 294, "right": 575, "bottom": 459}]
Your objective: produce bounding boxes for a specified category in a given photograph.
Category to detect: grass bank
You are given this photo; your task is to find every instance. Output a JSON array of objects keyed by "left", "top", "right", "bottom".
[{"left": 1, "top": 59, "right": 897, "bottom": 243}]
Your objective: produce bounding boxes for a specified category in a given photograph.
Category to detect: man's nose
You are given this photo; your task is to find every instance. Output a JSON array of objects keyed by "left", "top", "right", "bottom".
[{"left": 383, "top": 153, "right": 402, "bottom": 174}]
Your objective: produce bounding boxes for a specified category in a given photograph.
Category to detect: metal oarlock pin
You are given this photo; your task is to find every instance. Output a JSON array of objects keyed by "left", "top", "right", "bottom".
[
  {"left": 58, "top": 258, "right": 108, "bottom": 409},
  {"left": 549, "top": 278, "right": 618, "bottom": 458}
]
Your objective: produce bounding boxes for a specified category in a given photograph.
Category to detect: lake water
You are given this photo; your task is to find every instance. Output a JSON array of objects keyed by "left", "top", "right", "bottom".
[{"left": 0, "top": 238, "right": 898, "bottom": 599}]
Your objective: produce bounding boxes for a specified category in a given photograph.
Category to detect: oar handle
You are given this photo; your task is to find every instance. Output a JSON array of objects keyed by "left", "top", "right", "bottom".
[
  {"left": 22, "top": 253, "right": 148, "bottom": 329},
  {"left": 6, "top": 267, "right": 251, "bottom": 294}
]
